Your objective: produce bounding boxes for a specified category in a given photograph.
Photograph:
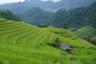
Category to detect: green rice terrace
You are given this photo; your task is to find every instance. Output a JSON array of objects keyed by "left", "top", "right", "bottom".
[{"left": 0, "top": 19, "right": 96, "bottom": 64}]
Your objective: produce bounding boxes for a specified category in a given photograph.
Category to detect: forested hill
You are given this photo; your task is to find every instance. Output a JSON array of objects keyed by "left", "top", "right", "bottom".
[
  {"left": 0, "top": 1, "right": 96, "bottom": 29},
  {"left": 16, "top": 2, "right": 96, "bottom": 28},
  {"left": 0, "top": 0, "right": 95, "bottom": 14},
  {"left": 52, "top": 2, "right": 96, "bottom": 28},
  {"left": 0, "top": 9, "right": 20, "bottom": 21}
]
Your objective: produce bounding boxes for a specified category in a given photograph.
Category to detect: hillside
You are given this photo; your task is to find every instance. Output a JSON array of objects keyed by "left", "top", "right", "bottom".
[
  {"left": 74, "top": 26, "right": 96, "bottom": 39},
  {"left": 74, "top": 26, "right": 96, "bottom": 45},
  {"left": 52, "top": 2, "right": 96, "bottom": 28},
  {"left": 14, "top": 2, "right": 96, "bottom": 28},
  {"left": 92, "top": 37, "right": 96, "bottom": 42},
  {"left": 0, "top": 1, "right": 96, "bottom": 28},
  {"left": 0, "top": 19, "right": 96, "bottom": 64},
  {"left": 0, "top": 0, "right": 95, "bottom": 14},
  {"left": 0, "top": 9, "right": 20, "bottom": 21},
  {"left": 20, "top": 7, "right": 53, "bottom": 26}
]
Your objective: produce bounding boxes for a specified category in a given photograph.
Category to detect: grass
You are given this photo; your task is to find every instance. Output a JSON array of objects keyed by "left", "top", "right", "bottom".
[
  {"left": 74, "top": 26, "right": 96, "bottom": 39},
  {"left": 0, "top": 19, "right": 96, "bottom": 64}
]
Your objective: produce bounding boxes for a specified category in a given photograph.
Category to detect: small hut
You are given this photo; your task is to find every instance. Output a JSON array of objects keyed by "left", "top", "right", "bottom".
[
  {"left": 54, "top": 38, "right": 73, "bottom": 53},
  {"left": 48, "top": 25, "right": 54, "bottom": 28}
]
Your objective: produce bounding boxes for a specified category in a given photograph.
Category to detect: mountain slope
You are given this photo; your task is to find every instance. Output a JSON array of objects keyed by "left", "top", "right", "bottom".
[
  {"left": 18, "top": 2, "right": 96, "bottom": 27},
  {"left": 20, "top": 7, "right": 53, "bottom": 26},
  {"left": 0, "top": 1, "right": 96, "bottom": 27},
  {"left": 52, "top": 2, "right": 96, "bottom": 28},
  {"left": 0, "top": 19, "right": 96, "bottom": 64},
  {"left": 0, "top": 9, "right": 20, "bottom": 21},
  {"left": 74, "top": 26, "right": 96, "bottom": 45},
  {"left": 0, "top": 1, "right": 35, "bottom": 14},
  {"left": 74, "top": 26, "right": 96, "bottom": 39},
  {"left": 0, "top": 0, "right": 96, "bottom": 14}
]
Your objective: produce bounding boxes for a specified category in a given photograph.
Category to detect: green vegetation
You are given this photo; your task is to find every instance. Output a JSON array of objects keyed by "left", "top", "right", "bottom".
[
  {"left": 74, "top": 26, "right": 96, "bottom": 45},
  {"left": 92, "top": 37, "right": 96, "bottom": 42},
  {"left": 74, "top": 26, "right": 96, "bottom": 39},
  {"left": 0, "top": 19, "right": 96, "bottom": 64},
  {"left": 20, "top": 7, "right": 53, "bottom": 26},
  {"left": 0, "top": 9, "right": 20, "bottom": 21},
  {"left": 52, "top": 2, "right": 96, "bottom": 28},
  {"left": 92, "top": 36, "right": 96, "bottom": 40}
]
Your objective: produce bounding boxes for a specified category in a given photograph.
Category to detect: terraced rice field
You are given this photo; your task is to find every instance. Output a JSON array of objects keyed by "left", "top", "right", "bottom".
[{"left": 0, "top": 20, "right": 96, "bottom": 64}]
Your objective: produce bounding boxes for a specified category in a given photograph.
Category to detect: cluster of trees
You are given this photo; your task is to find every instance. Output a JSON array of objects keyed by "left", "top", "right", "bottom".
[{"left": 0, "top": 9, "right": 20, "bottom": 21}]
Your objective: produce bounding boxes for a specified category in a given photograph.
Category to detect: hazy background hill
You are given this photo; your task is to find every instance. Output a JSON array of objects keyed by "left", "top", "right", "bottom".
[
  {"left": 0, "top": 0, "right": 96, "bottom": 28},
  {"left": 0, "top": 0, "right": 96, "bottom": 14},
  {"left": 0, "top": 0, "right": 96, "bottom": 26},
  {"left": 19, "top": 2, "right": 96, "bottom": 28},
  {"left": 0, "top": 1, "right": 96, "bottom": 28},
  {"left": 52, "top": 2, "right": 96, "bottom": 28},
  {"left": 20, "top": 7, "right": 53, "bottom": 26}
]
